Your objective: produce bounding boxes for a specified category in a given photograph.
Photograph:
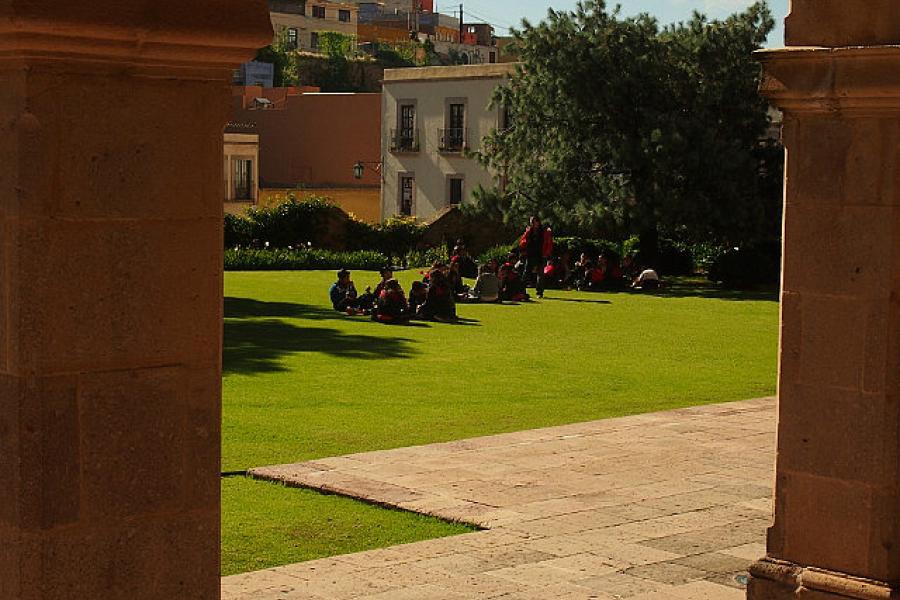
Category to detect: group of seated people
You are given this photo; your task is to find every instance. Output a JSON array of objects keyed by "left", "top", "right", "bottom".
[
  {"left": 328, "top": 259, "right": 534, "bottom": 325},
  {"left": 543, "top": 251, "right": 659, "bottom": 291},
  {"left": 328, "top": 249, "right": 661, "bottom": 325}
]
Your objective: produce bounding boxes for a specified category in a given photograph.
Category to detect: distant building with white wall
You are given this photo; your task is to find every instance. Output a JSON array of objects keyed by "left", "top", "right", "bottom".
[{"left": 381, "top": 63, "right": 516, "bottom": 220}]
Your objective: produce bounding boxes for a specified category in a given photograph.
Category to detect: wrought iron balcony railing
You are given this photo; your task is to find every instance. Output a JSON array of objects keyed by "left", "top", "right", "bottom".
[
  {"left": 390, "top": 128, "right": 420, "bottom": 153},
  {"left": 438, "top": 127, "right": 468, "bottom": 152}
]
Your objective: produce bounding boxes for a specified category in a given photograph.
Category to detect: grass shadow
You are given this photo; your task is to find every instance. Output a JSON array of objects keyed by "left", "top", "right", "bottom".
[
  {"left": 225, "top": 297, "right": 345, "bottom": 321},
  {"left": 544, "top": 297, "right": 612, "bottom": 305},
  {"left": 596, "top": 279, "right": 779, "bottom": 302},
  {"left": 642, "top": 284, "right": 778, "bottom": 301},
  {"left": 224, "top": 319, "right": 419, "bottom": 375}
]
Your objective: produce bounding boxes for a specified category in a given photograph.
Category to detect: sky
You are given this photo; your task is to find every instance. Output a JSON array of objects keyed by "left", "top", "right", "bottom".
[{"left": 438, "top": 0, "right": 790, "bottom": 47}]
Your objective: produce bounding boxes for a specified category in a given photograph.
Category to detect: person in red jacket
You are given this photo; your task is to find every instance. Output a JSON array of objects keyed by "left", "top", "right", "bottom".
[{"left": 519, "top": 216, "right": 554, "bottom": 298}]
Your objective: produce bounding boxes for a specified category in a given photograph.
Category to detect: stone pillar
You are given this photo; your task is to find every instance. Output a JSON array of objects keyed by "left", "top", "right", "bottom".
[
  {"left": 749, "top": 2, "right": 900, "bottom": 599},
  {"left": 0, "top": 2, "right": 270, "bottom": 599}
]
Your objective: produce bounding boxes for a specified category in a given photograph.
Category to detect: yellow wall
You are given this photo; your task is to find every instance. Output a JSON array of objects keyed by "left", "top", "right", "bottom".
[{"left": 237, "top": 187, "right": 381, "bottom": 223}]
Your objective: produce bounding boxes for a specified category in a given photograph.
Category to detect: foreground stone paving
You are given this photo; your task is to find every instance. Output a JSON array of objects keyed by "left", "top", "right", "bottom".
[{"left": 224, "top": 398, "right": 775, "bottom": 599}]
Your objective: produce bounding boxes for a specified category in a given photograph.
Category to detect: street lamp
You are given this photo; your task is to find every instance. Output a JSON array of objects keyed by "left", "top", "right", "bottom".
[{"left": 352, "top": 160, "right": 382, "bottom": 180}]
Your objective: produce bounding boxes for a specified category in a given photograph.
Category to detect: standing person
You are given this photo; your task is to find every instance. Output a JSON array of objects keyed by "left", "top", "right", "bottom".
[{"left": 519, "top": 216, "right": 553, "bottom": 298}]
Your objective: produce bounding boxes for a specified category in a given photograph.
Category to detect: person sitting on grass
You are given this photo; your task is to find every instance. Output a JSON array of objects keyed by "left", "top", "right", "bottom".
[
  {"left": 452, "top": 242, "right": 479, "bottom": 279},
  {"left": 448, "top": 260, "right": 470, "bottom": 301},
  {"left": 408, "top": 280, "right": 428, "bottom": 316},
  {"left": 417, "top": 268, "right": 457, "bottom": 322},
  {"left": 422, "top": 261, "right": 447, "bottom": 285},
  {"left": 373, "top": 266, "right": 394, "bottom": 298},
  {"left": 499, "top": 263, "right": 529, "bottom": 302},
  {"left": 578, "top": 261, "right": 607, "bottom": 292},
  {"left": 373, "top": 279, "right": 410, "bottom": 325},
  {"left": 632, "top": 267, "right": 661, "bottom": 291},
  {"left": 329, "top": 269, "right": 367, "bottom": 315},
  {"left": 572, "top": 252, "right": 592, "bottom": 286},
  {"left": 543, "top": 257, "right": 564, "bottom": 289},
  {"left": 469, "top": 264, "right": 501, "bottom": 303},
  {"left": 486, "top": 257, "right": 501, "bottom": 274}
]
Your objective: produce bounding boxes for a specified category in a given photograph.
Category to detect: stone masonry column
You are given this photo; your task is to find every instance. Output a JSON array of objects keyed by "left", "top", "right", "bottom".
[
  {"left": 749, "top": 2, "right": 900, "bottom": 599},
  {"left": 0, "top": 2, "right": 270, "bottom": 599}
]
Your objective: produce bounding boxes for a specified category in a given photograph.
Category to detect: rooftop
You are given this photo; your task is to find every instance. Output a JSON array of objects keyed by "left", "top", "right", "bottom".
[{"left": 383, "top": 62, "right": 519, "bottom": 83}]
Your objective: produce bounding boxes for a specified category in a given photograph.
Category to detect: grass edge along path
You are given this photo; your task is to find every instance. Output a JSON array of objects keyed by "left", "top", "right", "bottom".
[{"left": 222, "top": 476, "right": 477, "bottom": 576}]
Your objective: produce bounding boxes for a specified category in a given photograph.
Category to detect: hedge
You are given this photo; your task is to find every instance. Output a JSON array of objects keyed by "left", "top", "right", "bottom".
[{"left": 225, "top": 248, "right": 389, "bottom": 271}]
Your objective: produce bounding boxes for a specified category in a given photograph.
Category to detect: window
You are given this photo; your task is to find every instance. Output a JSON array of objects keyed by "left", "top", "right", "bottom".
[
  {"left": 442, "top": 102, "right": 466, "bottom": 151},
  {"left": 310, "top": 32, "right": 320, "bottom": 50},
  {"left": 448, "top": 176, "right": 464, "bottom": 205},
  {"left": 312, "top": 5, "right": 326, "bottom": 18},
  {"left": 339, "top": 9, "right": 351, "bottom": 22},
  {"left": 449, "top": 102, "right": 464, "bottom": 135},
  {"left": 395, "top": 103, "right": 417, "bottom": 151},
  {"left": 233, "top": 158, "right": 254, "bottom": 201},
  {"left": 286, "top": 28, "right": 298, "bottom": 49},
  {"left": 399, "top": 175, "right": 415, "bottom": 216}
]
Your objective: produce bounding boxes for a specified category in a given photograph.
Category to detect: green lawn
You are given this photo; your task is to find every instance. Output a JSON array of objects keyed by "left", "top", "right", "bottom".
[
  {"left": 221, "top": 270, "right": 779, "bottom": 575},
  {"left": 223, "top": 271, "right": 778, "bottom": 471},
  {"left": 222, "top": 477, "right": 476, "bottom": 576}
]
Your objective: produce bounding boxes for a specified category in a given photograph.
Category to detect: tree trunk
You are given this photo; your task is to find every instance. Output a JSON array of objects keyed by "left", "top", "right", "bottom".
[{"left": 638, "top": 227, "right": 660, "bottom": 267}]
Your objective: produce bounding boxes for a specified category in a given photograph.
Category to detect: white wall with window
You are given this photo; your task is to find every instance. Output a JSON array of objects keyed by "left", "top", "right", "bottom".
[{"left": 380, "top": 63, "right": 517, "bottom": 221}]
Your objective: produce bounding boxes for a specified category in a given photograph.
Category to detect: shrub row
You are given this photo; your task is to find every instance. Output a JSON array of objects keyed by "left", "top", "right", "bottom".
[
  {"left": 225, "top": 197, "right": 780, "bottom": 285},
  {"left": 226, "top": 197, "right": 430, "bottom": 260},
  {"left": 225, "top": 248, "right": 389, "bottom": 271},
  {"left": 345, "top": 216, "right": 427, "bottom": 258}
]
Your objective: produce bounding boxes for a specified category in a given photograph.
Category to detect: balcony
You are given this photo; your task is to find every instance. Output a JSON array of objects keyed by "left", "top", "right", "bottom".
[
  {"left": 390, "top": 129, "right": 420, "bottom": 153},
  {"left": 438, "top": 127, "right": 468, "bottom": 153}
]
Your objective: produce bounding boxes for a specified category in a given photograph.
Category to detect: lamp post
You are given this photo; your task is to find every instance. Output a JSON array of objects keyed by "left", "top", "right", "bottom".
[{"left": 353, "top": 160, "right": 382, "bottom": 180}]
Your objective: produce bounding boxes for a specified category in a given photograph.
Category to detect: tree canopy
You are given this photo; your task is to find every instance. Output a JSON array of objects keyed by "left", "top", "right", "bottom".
[{"left": 474, "top": 0, "right": 782, "bottom": 255}]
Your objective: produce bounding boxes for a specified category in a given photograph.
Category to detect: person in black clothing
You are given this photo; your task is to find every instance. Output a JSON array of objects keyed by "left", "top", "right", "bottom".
[
  {"left": 519, "top": 216, "right": 553, "bottom": 298},
  {"left": 373, "top": 279, "right": 410, "bottom": 325},
  {"left": 408, "top": 281, "right": 428, "bottom": 316},
  {"left": 417, "top": 268, "right": 457, "bottom": 322},
  {"left": 451, "top": 242, "right": 479, "bottom": 279},
  {"left": 499, "top": 263, "right": 529, "bottom": 302},
  {"left": 372, "top": 266, "right": 394, "bottom": 298},
  {"left": 447, "top": 260, "right": 470, "bottom": 300}
]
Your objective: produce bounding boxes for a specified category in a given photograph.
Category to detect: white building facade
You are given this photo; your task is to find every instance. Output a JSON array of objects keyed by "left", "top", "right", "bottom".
[{"left": 381, "top": 63, "right": 515, "bottom": 220}]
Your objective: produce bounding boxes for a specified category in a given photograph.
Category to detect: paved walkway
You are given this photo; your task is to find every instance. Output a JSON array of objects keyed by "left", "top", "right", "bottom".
[{"left": 223, "top": 397, "right": 776, "bottom": 600}]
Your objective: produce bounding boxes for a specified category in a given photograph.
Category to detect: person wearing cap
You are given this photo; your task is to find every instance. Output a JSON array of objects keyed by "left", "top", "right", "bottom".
[
  {"left": 329, "top": 269, "right": 362, "bottom": 314},
  {"left": 372, "top": 266, "right": 394, "bottom": 299}
]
